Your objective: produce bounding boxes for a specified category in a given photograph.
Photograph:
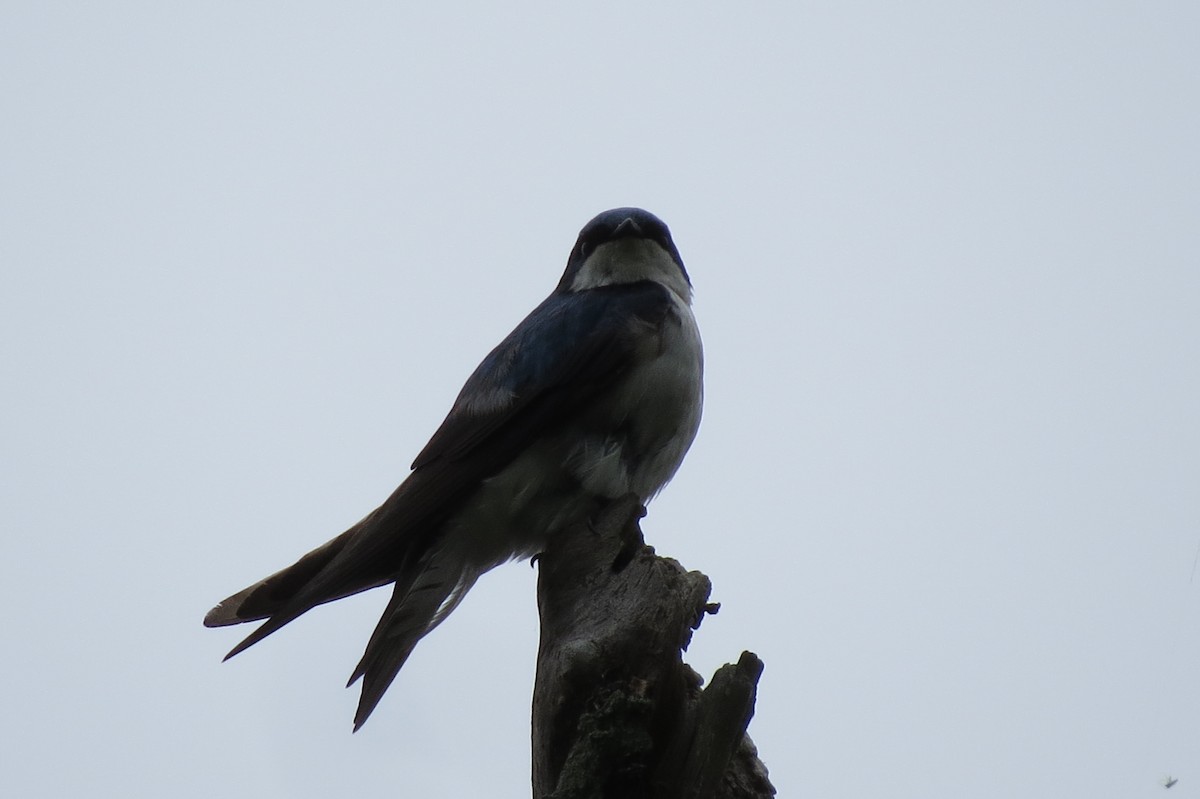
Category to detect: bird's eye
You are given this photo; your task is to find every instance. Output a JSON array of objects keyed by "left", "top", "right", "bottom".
[{"left": 579, "top": 242, "right": 589, "bottom": 258}]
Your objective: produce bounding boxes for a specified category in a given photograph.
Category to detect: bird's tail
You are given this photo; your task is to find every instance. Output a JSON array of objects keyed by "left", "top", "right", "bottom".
[
  {"left": 204, "top": 530, "right": 359, "bottom": 628},
  {"left": 203, "top": 507, "right": 399, "bottom": 659},
  {"left": 346, "top": 540, "right": 479, "bottom": 730}
]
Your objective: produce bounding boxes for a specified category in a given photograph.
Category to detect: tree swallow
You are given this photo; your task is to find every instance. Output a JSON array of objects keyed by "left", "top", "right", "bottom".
[{"left": 205, "top": 207, "right": 704, "bottom": 730}]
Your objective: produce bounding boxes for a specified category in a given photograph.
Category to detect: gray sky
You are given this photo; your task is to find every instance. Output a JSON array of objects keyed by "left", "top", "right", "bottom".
[{"left": 3, "top": 2, "right": 1198, "bottom": 797}]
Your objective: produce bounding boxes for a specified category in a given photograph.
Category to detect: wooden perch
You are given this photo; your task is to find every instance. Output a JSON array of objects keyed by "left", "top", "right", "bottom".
[{"left": 532, "top": 495, "right": 776, "bottom": 799}]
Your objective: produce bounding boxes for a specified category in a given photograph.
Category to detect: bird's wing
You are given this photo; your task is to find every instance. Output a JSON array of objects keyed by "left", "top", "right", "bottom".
[
  {"left": 411, "top": 281, "right": 675, "bottom": 469},
  {"left": 207, "top": 281, "right": 676, "bottom": 660}
]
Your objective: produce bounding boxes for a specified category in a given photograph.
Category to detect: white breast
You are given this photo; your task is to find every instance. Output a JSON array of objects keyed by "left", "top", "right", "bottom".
[{"left": 569, "top": 291, "right": 704, "bottom": 501}]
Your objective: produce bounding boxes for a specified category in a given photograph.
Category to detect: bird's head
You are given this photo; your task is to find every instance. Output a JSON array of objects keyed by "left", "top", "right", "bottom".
[{"left": 557, "top": 208, "right": 691, "bottom": 303}]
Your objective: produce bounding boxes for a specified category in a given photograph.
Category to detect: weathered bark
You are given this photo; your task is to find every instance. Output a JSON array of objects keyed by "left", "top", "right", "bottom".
[{"left": 532, "top": 495, "right": 776, "bottom": 799}]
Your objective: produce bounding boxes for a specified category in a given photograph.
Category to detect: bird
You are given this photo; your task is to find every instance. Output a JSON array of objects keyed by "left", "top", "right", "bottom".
[
  {"left": 1163, "top": 776, "right": 1178, "bottom": 789},
  {"left": 204, "top": 207, "right": 704, "bottom": 730}
]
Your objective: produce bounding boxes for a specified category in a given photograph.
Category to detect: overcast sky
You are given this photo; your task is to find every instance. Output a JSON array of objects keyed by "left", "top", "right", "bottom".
[{"left": 3, "top": 3, "right": 1198, "bottom": 797}]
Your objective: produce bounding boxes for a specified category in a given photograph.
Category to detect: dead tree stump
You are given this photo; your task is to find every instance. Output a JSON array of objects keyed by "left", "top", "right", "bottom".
[{"left": 532, "top": 495, "right": 776, "bottom": 799}]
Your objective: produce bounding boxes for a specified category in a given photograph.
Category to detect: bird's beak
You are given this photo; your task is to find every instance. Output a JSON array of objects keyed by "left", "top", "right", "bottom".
[{"left": 612, "top": 217, "right": 643, "bottom": 238}]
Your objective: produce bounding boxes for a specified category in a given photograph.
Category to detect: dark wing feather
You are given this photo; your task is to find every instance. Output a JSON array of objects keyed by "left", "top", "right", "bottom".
[
  {"left": 203, "top": 524, "right": 379, "bottom": 628},
  {"left": 411, "top": 282, "right": 673, "bottom": 469}
]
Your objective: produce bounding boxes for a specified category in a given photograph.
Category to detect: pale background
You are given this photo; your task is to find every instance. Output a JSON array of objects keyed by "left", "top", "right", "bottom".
[{"left": 2, "top": 3, "right": 1197, "bottom": 797}]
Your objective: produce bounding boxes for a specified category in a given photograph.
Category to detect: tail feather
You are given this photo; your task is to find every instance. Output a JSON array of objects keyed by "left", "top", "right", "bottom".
[
  {"left": 348, "top": 546, "right": 478, "bottom": 731},
  {"left": 204, "top": 508, "right": 406, "bottom": 659},
  {"left": 203, "top": 527, "right": 368, "bottom": 629},
  {"left": 204, "top": 464, "right": 489, "bottom": 728}
]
